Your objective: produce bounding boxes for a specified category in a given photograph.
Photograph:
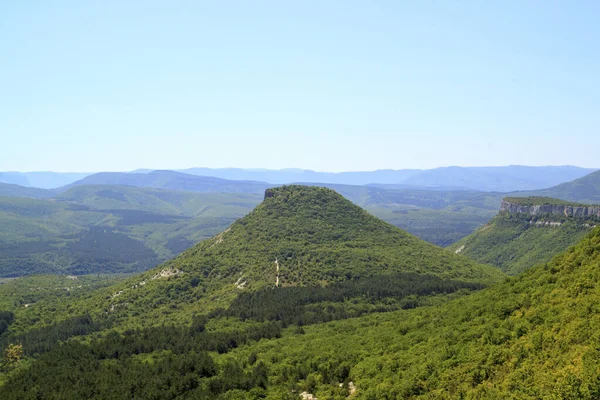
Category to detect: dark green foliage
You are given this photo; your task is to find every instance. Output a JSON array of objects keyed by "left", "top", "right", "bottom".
[
  {"left": 166, "top": 237, "right": 195, "bottom": 254},
  {"left": 503, "top": 196, "right": 597, "bottom": 206},
  {"left": 0, "top": 314, "right": 113, "bottom": 356},
  {"left": 223, "top": 273, "right": 484, "bottom": 326},
  {"left": 12, "top": 185, "right": 498, "bottom": 333},
  {"left": 4, "top": 187, "right": 600, "bottom": 398},
  {"left": 0, "top": 320, "right": 281, "bottom": 399},
  {"left": 96, "top": 189, "right": 127, "bottom": 201},
  {"left": 165, "top": 185, "right": 503, "bottom": 291},
  {"left": 67, "top": 227, "right": 157, "bottom": 263},
  {"left": 0, "top": 311, "right": 14, "bottom": 336}
]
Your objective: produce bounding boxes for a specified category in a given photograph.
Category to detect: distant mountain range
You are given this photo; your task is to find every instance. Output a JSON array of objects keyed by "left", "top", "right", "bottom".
[
  {"left": 63, "top": 170, "right": 273, "bottom": 194},
  {"left": 1, "top": 165, "right": 596, "bottom": 192},
  {"left": 519, "top": 170, "right": 600, "bottom": 204}
]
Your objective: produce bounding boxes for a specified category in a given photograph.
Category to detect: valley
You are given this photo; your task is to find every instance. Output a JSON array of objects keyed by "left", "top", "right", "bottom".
[
  {"left": 3, "top": 3, "right": 598, "bottom": 397},
  {"left": 1, "top": 184, "right": 600, "bottom": 398}
]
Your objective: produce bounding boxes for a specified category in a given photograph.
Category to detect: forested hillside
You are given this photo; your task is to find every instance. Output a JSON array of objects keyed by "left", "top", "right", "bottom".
[
  {"left": 450, "top": 197, "right": 599, "bottom": 274},
  {"left": 0, "top": 187, "right": 261, "bottom": 276},
  {"left": 0, "top": 186, "right": 505, "bottom": 398},
  {"left": 1, "top": 194, "right": 600, "bottom": 398},
  {"left": 0, "top": 182, "right": 505, "bottom": 277}
]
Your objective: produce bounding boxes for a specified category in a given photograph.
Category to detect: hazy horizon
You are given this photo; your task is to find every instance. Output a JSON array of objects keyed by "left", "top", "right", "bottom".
[{"left": 2, "top": 164, "right": 599, "bottom": 175}]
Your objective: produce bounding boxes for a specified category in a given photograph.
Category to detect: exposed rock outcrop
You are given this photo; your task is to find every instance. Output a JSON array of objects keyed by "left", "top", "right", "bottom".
[{"left": 501, "top": 200, "right": 600, "bottom": 218}]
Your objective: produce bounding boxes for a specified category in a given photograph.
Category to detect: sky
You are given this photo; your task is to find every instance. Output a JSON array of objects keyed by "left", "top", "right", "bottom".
[{"left": 1, "top": 1, "right": 599, "bottom": 172}]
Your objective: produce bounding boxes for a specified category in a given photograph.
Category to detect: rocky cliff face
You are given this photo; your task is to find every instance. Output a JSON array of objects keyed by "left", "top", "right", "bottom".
[{"left": 501, "top": 200, "right": 600, "bottom": 218}]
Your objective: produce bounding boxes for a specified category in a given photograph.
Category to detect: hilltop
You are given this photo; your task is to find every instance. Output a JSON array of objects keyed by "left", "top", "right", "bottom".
[
  {"left": 449, "top": 196, "right": 599, "bottom": 274},
  {"left": 0, "top": 186, "right": 503, "bottom": 330},
  {"left": 0, "top": 181, "right": 504, "bottom": 278},
  {"left": 86, "top": 186, "right": 503, "bottom": 320},
  {"left": 0, "top": 186, "right": 505, "bottom": 398}
]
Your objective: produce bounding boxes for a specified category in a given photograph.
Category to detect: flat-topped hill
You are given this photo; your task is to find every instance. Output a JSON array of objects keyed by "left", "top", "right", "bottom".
[
  {"left": 450, "top": 196, "right": 599, "bottom": 274},
  {"left": 501, "top": 196, "right": 600, "bottom": 218},
  {"left": 6, "top": 185, "right": 503, "bottom": 332}
]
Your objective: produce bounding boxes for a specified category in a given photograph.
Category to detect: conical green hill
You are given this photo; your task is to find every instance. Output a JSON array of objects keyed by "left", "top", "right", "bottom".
[
  {"left": 37, "top": 185, "right": 503, "bottom": 326},
  {"left": 140, "top": 185, "right": 503, "bottom": 300}
]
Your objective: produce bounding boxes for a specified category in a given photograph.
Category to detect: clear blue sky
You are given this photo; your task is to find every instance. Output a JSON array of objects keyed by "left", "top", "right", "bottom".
[{"left": 1, "top": 1, "right": 599, "bottom": 172}]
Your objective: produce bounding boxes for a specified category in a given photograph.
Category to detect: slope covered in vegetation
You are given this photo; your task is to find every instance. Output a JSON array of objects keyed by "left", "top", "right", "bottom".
[
  {"left": 449, "top": 197, "right": 598, "bottom": 275},
  {"left": 1, "top": 208, "right": 600, "bottom": 398},
  {"left": 203, "top": 226, "right": 600, "bottom": 399},
  {"left": 0, "top": 186, "right": 504, "bottom": 398},
  {"left": 0, "top": 186, "right": 260, "bottom": 276}
]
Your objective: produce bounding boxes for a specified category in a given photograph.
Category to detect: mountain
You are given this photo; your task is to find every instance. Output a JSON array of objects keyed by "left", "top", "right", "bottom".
[
  {"left": 403, "top": 165, "right": 597, "bottom": 192},
  {"left": 192, "top": 226, "right": 600, "bottom": 399},
  {"left": 3, "top": 166, "right": 595, "bottom": 191},
  {"left": 449, "top": 196, "right": 599, "bottom": 275},
  {"left": 69, "top": 177, "right": 506, "bottom": 246},
  {"left": 180, "top": 166, "right": 596, "bottom": 190},
  {"left": 0, "top": 185, "right": 503, "bottom": 323},
  {"left": 0, "top": 182, "right": 503, "bottom": 278},
  {"left": 306, "top": 183, "right": 503, "bottom": 246},
  {"left": 0, "top": 186, "right": 261, "bottom": 277},
  {"left": 76, "top": 186, "right": 502, "bottom": 321},
  {"left": 0, "top": 183, "right": 55, "bottom": 199},
  {"left": 524, "top": 169, "right": 600, "bottom": 203},
  {"left": 179, "top": 167, "right": 423, "bottom": 185},
  {"left": 65, "top": 170, "right": 273, "bottom": 194},
  {"left": 5, "top": 189, "right": 600, "bottom": 398}
]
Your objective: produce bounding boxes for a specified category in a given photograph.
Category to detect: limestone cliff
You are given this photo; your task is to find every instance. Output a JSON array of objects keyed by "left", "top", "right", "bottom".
[{"left": 500, "top": 199, "right": 600, "bottom": 218}]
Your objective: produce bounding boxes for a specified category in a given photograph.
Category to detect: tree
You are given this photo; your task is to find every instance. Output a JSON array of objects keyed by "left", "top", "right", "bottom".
[{"left": 4, "top": 343, "right": 23, "bottom": 364}]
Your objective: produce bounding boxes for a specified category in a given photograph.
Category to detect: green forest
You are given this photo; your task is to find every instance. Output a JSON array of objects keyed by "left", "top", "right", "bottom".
[
  {"left": 450, "top": 197, "right": 599, "bottom": 274},
  {"left": 1, "top": 185, "right": 600, "bottom": 398}
]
